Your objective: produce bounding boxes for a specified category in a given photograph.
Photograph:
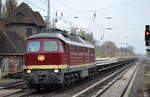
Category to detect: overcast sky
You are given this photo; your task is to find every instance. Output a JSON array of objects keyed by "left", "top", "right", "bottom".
[{"left": 16, "top": 0, "right": 150, "bottom": 54}]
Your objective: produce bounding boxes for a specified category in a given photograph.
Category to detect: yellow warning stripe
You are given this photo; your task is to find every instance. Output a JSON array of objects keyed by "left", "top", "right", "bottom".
[
  {"left": 24, "top": 63, "right": 95, "bottom": 69},
  {"left": 25, "top": 65, "right": 68, "bottom": 69}
]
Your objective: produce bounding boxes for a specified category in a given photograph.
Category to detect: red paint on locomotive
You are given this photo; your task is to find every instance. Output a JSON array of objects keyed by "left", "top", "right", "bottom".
[
  {"left": 25, "top": 38, "right": 95, "bottom": 68},
  {"left": 24, "top": 38, "right": 68, "bottom": 66}
]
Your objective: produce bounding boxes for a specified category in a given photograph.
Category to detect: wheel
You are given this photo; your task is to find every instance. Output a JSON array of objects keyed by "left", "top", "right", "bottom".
[{"left": 64, "top": 74, "right": 72, "bottom": 87}]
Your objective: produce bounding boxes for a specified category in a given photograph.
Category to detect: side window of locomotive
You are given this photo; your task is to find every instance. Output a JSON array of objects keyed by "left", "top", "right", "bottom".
[
  {"left": 59, "top": 42, "right": 64, "bottom": 52},
  {"left": 27, "top": 41, "right": 40, "bottom": 52},
  {"left": 44, "top": 41, "right": 57, "bottom": 51}
]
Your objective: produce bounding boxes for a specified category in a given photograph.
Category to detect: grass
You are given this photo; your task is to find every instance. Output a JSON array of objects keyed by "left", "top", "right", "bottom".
[
  {"left": 0, "top": 79, "right": 20, "bottom": 83},
  {"left": 1, "top": 70, "right": 23, "bottom": 78}
]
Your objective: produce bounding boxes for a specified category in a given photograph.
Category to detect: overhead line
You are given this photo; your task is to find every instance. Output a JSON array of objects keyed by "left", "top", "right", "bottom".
[
  {"left": 23, "top": 0, "right": 85, "bottom": 30},
  {"left": 24, "top": 0, "right": 46, "bottom": 11},
  {"left": 67, "top": 0, "right": 142, "bottom": 13},
  {"left": 56, "top": 0, "right": 80, "bottom": 13},
  {"left": 95, "top": 0, "right": 142, "bottom": 12}
]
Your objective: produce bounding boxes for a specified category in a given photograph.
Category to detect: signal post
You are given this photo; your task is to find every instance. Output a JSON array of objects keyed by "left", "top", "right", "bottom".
[{"left": 145, "top": 25, "right": 150, "bottom": 57}]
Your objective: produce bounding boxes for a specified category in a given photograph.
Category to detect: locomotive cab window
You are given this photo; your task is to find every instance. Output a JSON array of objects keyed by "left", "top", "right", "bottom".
[
  {"left": 59, "top": 42, "right": 64, "bottom": 52},
  {"left": 44, "top": 41, "right": 57, "bottom": 51},
  {"left": 27, "top": 41, "right": 40, "bottom": 52}
]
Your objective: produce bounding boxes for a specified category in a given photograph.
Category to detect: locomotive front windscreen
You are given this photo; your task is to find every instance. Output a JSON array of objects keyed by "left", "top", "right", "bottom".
[
  {"left": 28, "top": 41, "right": 40, "bottom": 52},
  {"left": 44, "top": 41, "right": 57, "bottom": 51},
  {"left": 27, "top": 40, "right": 60, "bottom": 52}
]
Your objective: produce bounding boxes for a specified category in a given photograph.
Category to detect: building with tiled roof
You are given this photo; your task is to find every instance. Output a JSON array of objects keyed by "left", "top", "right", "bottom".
[
  {"left": 6, "top": 2, "right": 46, "bottom": 39},
  {"left": 0, "top": 29, "right": 25, "bottom": 72},
  {"left": 0, "top": 2, "right": 46, "bottom": 72}
]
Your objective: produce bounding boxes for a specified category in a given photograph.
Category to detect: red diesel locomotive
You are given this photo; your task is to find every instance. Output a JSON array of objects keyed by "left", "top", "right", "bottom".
[{"left": 24, "top": 29, "right": 95, "bottom": 88}]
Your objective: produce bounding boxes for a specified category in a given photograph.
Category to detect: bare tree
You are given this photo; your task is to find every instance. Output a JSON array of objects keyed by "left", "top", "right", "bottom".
[
  {"left": 78, "top": 30, "right": 95, "bottom": 44},
  {"left": 95, "top": 41, "right": 136, "bottom": 57},
  {"left": 100, "top": 41, "right": 118, "bottom": 57},
  {"left": 1, "top": 0, "right": 18, "bottom": 18}
]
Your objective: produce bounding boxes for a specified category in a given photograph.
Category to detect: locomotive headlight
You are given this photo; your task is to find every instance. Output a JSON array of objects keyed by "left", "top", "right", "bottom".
[
  {"left": 54, "top": 69, "right": 59, "bottom": 73},
  {"left": 27, "top": 69, "right": 31, "bottom": 74},
  {"left": 38, "top": 55, "right": 45, "bottom": 61}
]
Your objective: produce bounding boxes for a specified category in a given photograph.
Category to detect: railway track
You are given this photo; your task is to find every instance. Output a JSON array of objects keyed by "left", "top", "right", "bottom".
[
  {"left": 0, "top": 80, "right": 30, "bottom": 97},
  {"left": 2, "top": 89, "right": 37, "bottom": 97},
  {"left": 73, "top": 61, "right": 139, "bottom": 97},
  {"left": 0, "top": 59, "right": 138, "bottom": 97},
  {"left": 0, "top": 80, "right": 26, "bottom": 89},
  {"left": 0, "top": 79, "right": 39, "bottom": 97}
]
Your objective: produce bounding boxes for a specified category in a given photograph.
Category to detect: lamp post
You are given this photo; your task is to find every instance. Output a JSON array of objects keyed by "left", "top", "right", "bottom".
[{"left": 101, "top": 28, "right": 112, "bottom": 44}]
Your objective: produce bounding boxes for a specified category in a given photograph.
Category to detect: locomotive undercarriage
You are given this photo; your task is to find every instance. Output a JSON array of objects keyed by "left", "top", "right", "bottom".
[
  {"left": 24, "top": 66, "right": 96, "bottom": 88},
  {"left": 24, "top": 69, "right": 64, "bottom": 88}
]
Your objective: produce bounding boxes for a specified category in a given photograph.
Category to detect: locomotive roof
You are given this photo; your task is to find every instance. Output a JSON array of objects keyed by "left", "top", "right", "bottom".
[{"left": 28, "top": 32, "right": 94, "bottom": 48}]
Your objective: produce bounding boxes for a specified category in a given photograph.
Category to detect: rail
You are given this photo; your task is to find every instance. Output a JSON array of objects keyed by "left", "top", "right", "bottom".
[{"left": 72, "top": 60, "right": 137, "bottom": 97}]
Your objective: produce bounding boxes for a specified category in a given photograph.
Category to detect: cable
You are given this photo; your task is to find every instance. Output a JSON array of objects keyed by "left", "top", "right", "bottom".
[
  {"left": 24, "top": 0, "right": 46, "bottom": 11},
  {"left": 95, "top": 0, "right": 142, "bottom": 12},
  {"left": 22, "top": 0, "right": 120, "bottom": 33},
  {"left": 56, "top": 0, "right": 80, "bottom": 13},
  {"left": 65, "top": 0, "right": 142, "bottom": 13}
]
